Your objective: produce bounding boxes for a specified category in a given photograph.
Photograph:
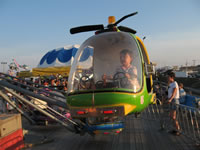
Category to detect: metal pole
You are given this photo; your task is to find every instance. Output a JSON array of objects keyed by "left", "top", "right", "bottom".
[
  {"left": 0, "top": 89, "right": 36, "bottom": 124},
  {"left": 2, "top": 87, "right": 76, "bottom": 132},
  {"left": 28, "top": 96, "right": 78, "bottom": 125},
  {"left": 180, "top": 105, "right": 187, "bottom": 135},
  {"left": 0, "top": 79, "right": 67, "bottom": 109},
  {"left": 184, "top": 107, "right": 191, "bottom": 136},
  {"left": 189, "top": 109, "right": 197, "bottom": 142},
  {"left": 193, "top": 111, "right": 200, "bottom": 141}
]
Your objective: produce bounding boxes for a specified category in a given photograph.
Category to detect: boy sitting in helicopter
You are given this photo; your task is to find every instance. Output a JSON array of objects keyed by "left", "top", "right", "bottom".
[{"left": 102, "top": 49, "right": 140, "bottom": 90}]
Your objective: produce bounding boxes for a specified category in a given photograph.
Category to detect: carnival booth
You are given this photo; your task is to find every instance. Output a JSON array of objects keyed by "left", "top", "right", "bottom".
[{"left": 32, "top": 45, "right": 80, "bottom": 76}]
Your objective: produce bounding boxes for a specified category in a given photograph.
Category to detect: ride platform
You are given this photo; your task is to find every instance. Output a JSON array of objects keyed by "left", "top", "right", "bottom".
[{"left": 22, "top": 113, "right": 198, "bottom": 150}]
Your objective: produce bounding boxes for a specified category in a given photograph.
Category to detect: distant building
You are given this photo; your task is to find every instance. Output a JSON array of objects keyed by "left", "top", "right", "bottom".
[
  {"left": 174, "top": 71, "right": 188, "bottom": 78},
  {"left": 173, "top": 66, "right": 179, "bottom": 71},
  {"left": 179, "top": 65, "right": 200, "bottom": 78},
  {"left": 180, "top": 65, "right": 200, "bottom": 74},
  {"left": 156, "top": 65, "right": 200, "bottom": 78}
]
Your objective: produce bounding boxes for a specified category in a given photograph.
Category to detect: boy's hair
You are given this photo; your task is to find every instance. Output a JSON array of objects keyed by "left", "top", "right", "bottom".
[
  {"left": 120, "top": 49, "right": 133, "bottom": 57},
  {"left": 168, "top": 72, "right": 175, "bottom": 79},
  {"left": 179, "top": 83, "right": 183, "bottom": 88}
]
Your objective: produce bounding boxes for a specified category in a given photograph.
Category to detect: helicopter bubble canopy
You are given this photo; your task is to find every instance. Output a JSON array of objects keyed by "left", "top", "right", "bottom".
[{"left": 68, "top": 31, "right": 143, "bottom": 94}]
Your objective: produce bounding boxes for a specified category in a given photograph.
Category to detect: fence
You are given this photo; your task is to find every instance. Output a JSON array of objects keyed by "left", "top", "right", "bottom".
[{"left": 142, "top": 98, "right": 200, "bottom": 145}]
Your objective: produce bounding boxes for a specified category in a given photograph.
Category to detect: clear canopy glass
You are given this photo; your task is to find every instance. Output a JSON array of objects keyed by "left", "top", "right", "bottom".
[{"left": 68, "top": 32, "right": 143, "bottom": 93}]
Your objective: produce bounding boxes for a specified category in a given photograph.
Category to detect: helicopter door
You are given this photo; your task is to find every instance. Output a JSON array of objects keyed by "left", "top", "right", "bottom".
[{"left": 136, "top": 37, "right": 152, "bottom": 93}]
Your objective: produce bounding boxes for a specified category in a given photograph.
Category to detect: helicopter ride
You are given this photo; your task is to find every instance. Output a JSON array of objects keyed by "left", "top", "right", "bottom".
[{"left": 67, "top": 12, "right": 155, "bottom": 135}]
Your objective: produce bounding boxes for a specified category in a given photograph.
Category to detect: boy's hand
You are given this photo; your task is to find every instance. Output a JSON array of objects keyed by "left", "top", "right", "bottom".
[
  {"left": 102, "top": 74, "right": 107, "bottom": 86},
  {"left": 102, "top": 74, "right": 107, "bottom": 80},
  {"left": 125, "top": 73, "right": 130, "bottom": 79},
  {"left": 102, "top": 74, "right": 112, "bottom": 80}
]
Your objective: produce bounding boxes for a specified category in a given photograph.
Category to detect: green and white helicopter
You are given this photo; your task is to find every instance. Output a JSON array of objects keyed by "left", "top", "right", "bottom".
[{"left": 67, "top": 12, "right": 155, "bottom": 134}]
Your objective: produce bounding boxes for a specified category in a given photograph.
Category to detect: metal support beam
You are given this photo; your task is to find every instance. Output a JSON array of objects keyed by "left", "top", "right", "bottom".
[
  {"left": 0, "top": 79, "right": 67, "bottom": 109},
  {"left": 2, "top": 86, "right": 77, "bottom": 132},
  {"left": 0, "top": 89, "right": 36, "bottom": 124}
]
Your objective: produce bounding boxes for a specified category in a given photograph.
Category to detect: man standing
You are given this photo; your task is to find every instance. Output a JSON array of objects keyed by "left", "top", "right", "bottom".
[{"left": 167, "top": 72, "right": 181, "bottom": 135}]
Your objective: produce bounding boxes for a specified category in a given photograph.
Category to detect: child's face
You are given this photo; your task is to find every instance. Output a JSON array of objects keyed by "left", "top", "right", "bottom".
[
  {"left": 120, "top": 53, "right": 132, "bottom": 67},
  {"left": 168, "top": 76, "right": 173, "bottom": 82}
]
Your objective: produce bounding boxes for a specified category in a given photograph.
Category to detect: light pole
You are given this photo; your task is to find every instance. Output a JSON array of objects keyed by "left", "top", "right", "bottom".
[{"left": 1, "top": 62, "right": 7, "bottom": 73}]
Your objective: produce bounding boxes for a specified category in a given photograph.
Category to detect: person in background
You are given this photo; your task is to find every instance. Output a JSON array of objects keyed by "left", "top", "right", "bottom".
[
  {"left": 6, "top": 93, "right": 14, "bottom": 113},
  {"left": 62, "top": 80, "right": 68, "bottom": 91},
  {"left": 43, "top": 80, "right": 49, "bottom": 87},
  {"left": 167, "top": 72, "right": 181, "bottom": 136},
  {"left": 179, "top": 83, "right": 186, "bottom": 104},
  {"left": 51, "top": 78, "right": 56, "bottom": 87}
]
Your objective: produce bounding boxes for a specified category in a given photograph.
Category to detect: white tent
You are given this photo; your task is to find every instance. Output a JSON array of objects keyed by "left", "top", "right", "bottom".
[{"left": 32, "top": 45, "right": 79, "bottom": 76}]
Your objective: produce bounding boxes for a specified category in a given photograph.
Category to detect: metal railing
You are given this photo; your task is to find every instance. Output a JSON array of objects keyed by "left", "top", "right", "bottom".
[
  {"left": 142, "top": 99, "right": 200, "bottom": 145},
  {"left": 0, "top": 77, "right": 94, "bottom": 136},
  {"left": 177, "top": 104, "right": 200, "bottom": 144}
]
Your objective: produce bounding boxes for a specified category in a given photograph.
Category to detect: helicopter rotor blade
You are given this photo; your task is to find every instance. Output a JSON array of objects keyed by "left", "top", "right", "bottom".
[
  {"left": 118, "top": 26, "right": 137, "bottom": 34},
  {"left": 113, "top": 12, "right": 138, "bottom": 26},
  {"left": 70, "top": 24, "right": 104, "bottom": 34}
]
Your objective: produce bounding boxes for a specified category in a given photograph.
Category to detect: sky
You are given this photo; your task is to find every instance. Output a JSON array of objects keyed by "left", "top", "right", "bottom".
[{"left": 0, "top": 0, "right": 200, "bottom": 72}]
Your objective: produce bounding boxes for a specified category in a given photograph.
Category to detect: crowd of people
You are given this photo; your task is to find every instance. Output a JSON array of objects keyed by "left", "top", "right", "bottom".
[
  {"left": 0, "top": 73, "right": 69, "bottom": 113},
  {"left": 26, "top": 74, "right": 68, "bottom": 91}
]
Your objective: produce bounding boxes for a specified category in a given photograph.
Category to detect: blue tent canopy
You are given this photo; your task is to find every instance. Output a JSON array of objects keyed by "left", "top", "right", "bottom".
[
  {"left": 39, "top": 46, "right": 79, "bottom": 66},
  {"left": 38, "top": 45, "right": 80, "bottom": 68}
]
